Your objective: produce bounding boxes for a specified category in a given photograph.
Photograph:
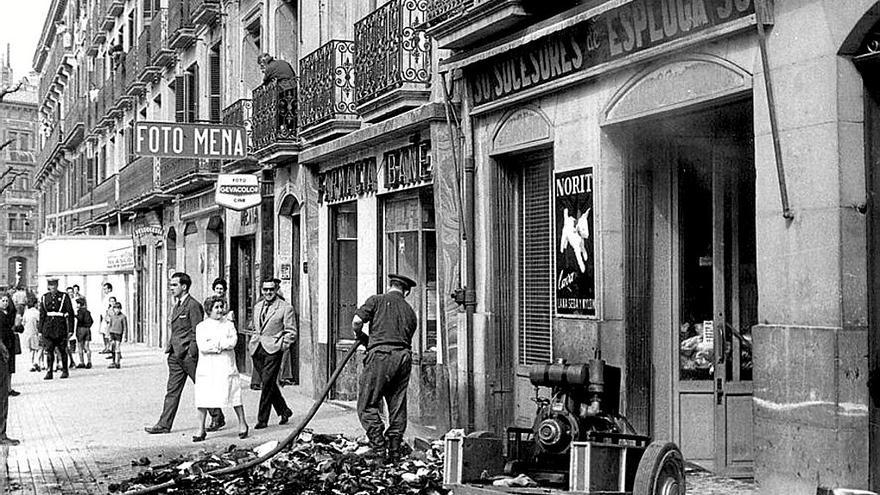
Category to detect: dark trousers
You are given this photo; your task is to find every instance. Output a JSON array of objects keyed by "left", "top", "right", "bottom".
[
  {"left": 357, "top": 347, "right": 412, "bottom": 447},
  {"left": 44, "top": 336, "right": 68, "bottom": 374},
  {"left": 252, "top": 345, "right": 290, "bottom": 424},
  {"left": 0, "top": 345, "right": 9, "bottom": 438},
  {"left": 157, "top": 352, "right": 223, "bottom": 430}
]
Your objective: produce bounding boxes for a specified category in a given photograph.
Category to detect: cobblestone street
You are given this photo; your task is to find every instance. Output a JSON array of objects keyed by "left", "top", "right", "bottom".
[
  {"left": 0, "top": 344, "right": 362, "bottom": 494},
  {"left": 0, "top": 344, "right": 757, "bottom": 495}
]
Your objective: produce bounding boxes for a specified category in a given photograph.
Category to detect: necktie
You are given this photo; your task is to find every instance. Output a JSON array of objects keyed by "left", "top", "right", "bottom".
[{"left": 260, "top": 301, "right": 270, "bottom": 328}]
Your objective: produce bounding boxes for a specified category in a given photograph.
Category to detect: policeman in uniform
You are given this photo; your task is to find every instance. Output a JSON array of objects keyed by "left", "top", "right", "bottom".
[
  {"left": 351, "top": 274, "right": 418, "bottom": 461},
  {"left": 39, "top": 277, "right": 75, "bottom": 380}
]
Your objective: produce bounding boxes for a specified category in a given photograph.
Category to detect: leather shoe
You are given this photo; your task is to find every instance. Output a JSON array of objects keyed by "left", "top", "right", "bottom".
[
  {"left": 44, "top": 372, "right": 53, "bottom": 380},
  {"left": 0, "top": 437, "right": 20, "bottom": 446},
  {"left": 279, "top": 411, "right": 292, "bottom": 425},
  {"left": 254, "top": 422, "right": 268, "bottom": 430},
  {"left": 144, "top": 425, "right": 171, "bottom": 434},
  {"left": 192, "top": 432, "right": 206, "bottom": 443},
  {"left": 206, "top": 417, "right": 226, "bottom": 432},
  {"left": 8, "top": 389, "right": 20, "bottom": 397},
  {"left": 238, "top": 426, "right": 249, "bottom": 439},
  {"left": 60, "top": 371, "right": 69, "bottom": 379}
]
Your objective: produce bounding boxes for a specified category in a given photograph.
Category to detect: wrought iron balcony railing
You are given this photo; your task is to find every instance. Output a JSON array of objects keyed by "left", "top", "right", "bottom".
[
  {"left": 168, "top": 0, "right": 196, "bottom": 50},
  {"left": 91, "top": 0, "right": 109, "bottom": 47},
  {"left": 190, "top": 0, "right": 220, "bottom": 26},
  {"left": 251, "top": 79, "right": 298, "bottom": 151},
  {"left": 354, "top": 0, "right": 431, "bottom": 121},
  {"left": 119, "top": 156, "right": 159, "bottom": 208},
  {"left": 299, "top": 40, "right": 359, "bottom": 142},
  {"left": 221, "top": 99, "right": 255, "bottom": 155},
  {"left": 2, "top": 190, "right": 37, "bottom": 204},
  {"left": 150, "top": 8, "right": 176, "bottom": 69},
  {"left": 425, "top": 0, "right": 473, "bottom": 27}
]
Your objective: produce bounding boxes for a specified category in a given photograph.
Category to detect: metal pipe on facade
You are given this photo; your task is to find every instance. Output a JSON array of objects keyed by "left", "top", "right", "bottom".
[
  {"left": 460, "top": 78, "right": 476, "bottom": 432},
  {"left": 755, "top": 0, "right": 793, "bottom": 220}
]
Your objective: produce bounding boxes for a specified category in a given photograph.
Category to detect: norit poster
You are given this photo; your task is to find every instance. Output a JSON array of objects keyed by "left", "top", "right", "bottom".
[{"left": 555, "top": 167, "right": 596, "bottom": 316}]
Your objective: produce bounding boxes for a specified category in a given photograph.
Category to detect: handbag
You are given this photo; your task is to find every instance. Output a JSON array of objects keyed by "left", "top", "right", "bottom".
[{"left": 12, "top": 333, "right": 21, "bottom": 355}]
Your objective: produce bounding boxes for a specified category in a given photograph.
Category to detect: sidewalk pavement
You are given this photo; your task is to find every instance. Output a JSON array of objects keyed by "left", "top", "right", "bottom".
[
  {"left": 0, "top": 343, "right": 757, "bottom": 495},
  {"left": 1, "top": 344, "right": 362, "bottom": 494}
]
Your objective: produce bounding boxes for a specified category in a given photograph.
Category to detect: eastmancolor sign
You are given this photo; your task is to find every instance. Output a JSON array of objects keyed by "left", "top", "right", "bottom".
[
  {"left": 467, "top": 0, "right": 756, "bottom": 105},
  {"left": 133, "top": 122, "right": 248, "bottom": 159}
]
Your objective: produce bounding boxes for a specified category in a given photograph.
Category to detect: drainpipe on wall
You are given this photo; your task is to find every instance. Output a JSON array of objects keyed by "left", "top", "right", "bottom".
[{"left": 462, "top": 85, "right": 477, "bottom": 433}]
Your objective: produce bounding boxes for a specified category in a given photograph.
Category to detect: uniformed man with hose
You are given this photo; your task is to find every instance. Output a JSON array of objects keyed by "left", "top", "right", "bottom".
[{"left": 351, "top": 274, "right": 418, "bottom": 462}]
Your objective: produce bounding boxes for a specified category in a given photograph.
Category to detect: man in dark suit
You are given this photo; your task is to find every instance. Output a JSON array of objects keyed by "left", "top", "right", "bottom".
[
  {"left": 249, "top": 277, "right": 295, "bottom": 429},
  {"left": 39, "top": 277, "right": 75, "bottom": 380},
  {"left": 258, "top": 53, "right": 296, "bottom": 90},
  {"left": 145, "top": 272, "right": 225, "bottom": 433}
]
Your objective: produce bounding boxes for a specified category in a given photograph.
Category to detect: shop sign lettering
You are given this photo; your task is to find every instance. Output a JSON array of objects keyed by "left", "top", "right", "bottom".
[
  {"left": 555, "top": 168, "right": 596, "bottom": 317},
  {"left": 383, "top": 140, "right": 432, "bottom": 190},
  {"left": 319, "top": 157, "right": 377, "bottom": 203},
  {"left": 106, "top": 247, "right": 135, "bottom": 271},
  {"left": 215, "top": 174, "right": 262, "bottom": 211},
  {"left": 134, "top": 122, "right": 247, "bottom": 159},
  {"left": 469, "top": 0, "right": 755, "bottom": 105}
]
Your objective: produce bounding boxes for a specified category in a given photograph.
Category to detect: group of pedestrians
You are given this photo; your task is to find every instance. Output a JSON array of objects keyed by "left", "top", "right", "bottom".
[
  {"left": 23, "top": 280, "right": 127, "bottom": 378},
  {"left": 144, "top": 272, "right": 297, "bottom": 442}
]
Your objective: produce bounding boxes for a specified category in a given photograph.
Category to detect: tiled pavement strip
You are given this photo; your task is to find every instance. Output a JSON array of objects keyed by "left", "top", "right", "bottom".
[{"left": 0, "top": 344, "right": 756, "bottom": 494}]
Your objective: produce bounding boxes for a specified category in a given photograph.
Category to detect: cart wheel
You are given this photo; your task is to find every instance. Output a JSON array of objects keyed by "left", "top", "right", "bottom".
[{"left": 633, "top": 442, "right": 685, "bottom": 495}]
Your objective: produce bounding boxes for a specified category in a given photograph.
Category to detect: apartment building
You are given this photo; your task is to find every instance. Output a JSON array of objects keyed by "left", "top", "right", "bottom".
[{"left": 0, "top": 51, "right": 38, "bottom": 290}]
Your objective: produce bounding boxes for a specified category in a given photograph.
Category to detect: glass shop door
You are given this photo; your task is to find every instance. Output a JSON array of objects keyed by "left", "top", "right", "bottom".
[{"left": 675, "top": 135, "right": 755, "bottom": 477}]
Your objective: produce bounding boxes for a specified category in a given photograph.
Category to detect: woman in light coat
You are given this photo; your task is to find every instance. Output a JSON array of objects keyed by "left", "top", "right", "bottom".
[{"left": 193, "top": 296, "right": 248, "bottom": 441}]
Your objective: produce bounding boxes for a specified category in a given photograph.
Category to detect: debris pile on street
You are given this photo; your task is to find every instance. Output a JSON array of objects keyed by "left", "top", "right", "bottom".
[{"left": 109, "top": 431, "right": 449, "bottom": 495}]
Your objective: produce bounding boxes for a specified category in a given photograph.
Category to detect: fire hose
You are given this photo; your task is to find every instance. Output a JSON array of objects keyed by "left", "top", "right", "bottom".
[{"left": 123, "top": 341, "right": 362, "bottom": 495}]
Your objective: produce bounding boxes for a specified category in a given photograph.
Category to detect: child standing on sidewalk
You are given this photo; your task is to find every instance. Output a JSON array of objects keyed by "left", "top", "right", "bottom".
[
  {"left": 75, "top": 298, "right": 93, "bottom": 369},
  {"left": 105, "top": 302, "right": 127, "bottom": 369}
]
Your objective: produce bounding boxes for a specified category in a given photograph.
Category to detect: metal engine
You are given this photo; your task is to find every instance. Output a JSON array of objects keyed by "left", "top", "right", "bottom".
[{"left": 506, "top": 358, "right": 645, "bottom": 484}]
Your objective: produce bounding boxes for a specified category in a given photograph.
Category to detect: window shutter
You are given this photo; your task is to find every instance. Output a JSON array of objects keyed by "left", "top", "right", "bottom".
[
  {"left": 186, "top": 65, "right": 198, "bottom": 122},
  {"left": 174, "top": 75, "right": 186, "bottom": 122},
  {"left": 209, "top": 50, "right": 221, "bottom": 122},
  {"left": 520, "top": 159, "right": 552, "bottom": 365}
]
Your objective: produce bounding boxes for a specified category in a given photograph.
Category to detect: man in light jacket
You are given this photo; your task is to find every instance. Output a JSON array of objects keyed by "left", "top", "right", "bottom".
[{"left": 249, "top": 276, "right": 295, "bottom": 429}]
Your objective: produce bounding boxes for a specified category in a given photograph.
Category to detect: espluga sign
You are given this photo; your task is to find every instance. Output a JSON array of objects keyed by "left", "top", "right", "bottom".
[
  {"left": 133, "top": 122, "right": 248, "bottom": 159},
  {"left": 467, "top": 0, "right": 757, "bottom": 105},
  {"left": 215, "top": 174, "right": 261, "bottom": 211}
]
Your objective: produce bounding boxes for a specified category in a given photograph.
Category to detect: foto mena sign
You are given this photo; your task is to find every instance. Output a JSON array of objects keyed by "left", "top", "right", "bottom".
[
  {"left": 133, "top": 122, "right": 248, "bottom": 159},
  {"left": 215, "top": 174, "right": 261, "bottom": 211}
]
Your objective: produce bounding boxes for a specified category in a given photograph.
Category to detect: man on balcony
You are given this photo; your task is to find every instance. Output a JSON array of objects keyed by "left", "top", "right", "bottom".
[{"left": 258, "top": 53, "right": 295, "bottom": 90}]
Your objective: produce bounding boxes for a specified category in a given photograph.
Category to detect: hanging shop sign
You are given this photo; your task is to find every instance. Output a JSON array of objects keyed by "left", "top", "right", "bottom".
[
  {"left": 216, "top": 174, "right": 262, "bottom": 211},
  {"left": 319, "top": 157, "right": 378, "bottom": 203},
  {"left": 468, "top": 0, "right": 756, "bottom": 105},
  {"left": 106, "top": 247, "right": 135, "bottom": 272},
  {"left": 383, "top": 140, "right": 433, "bottom": 190},
  {"left": 555, "top": 167, "right": 596, "bottom": 317},
  {"left": 133, "top": 121, "right": 248, "bottom": 159}
]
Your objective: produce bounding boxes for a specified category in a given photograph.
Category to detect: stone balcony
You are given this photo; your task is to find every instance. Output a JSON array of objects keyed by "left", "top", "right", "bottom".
[
  {"left": 190, "top": 0, "right": 221, "bottom": 27},
  {"left": 5, "top": 231, "right": 36, "bottom": 247},
  {"left": 354, "top": 0, "right": 431, "bottom": 123},
  {"left": 90, "top": 0, "right": 109, "bottom": 51},
  {"left": 62, "top": 97, "right": 85, "bottom": 151},
  {"left": 150, "top": 8, "right": 176, "bottom": 70},
  {"left": 251, "top": 79, "right": 300, "bottom": 160},
  {"left": 160, "top": 157, "right": 220, "bottom": 195},
  {"left": 299, "top": 40, "right": 360, "bottom": 144},
  {"left": 168, "top": 0, "right": 196, "bottom": 51},
  {"left": 119, "top": 157, "right": 165, "bottom": 211},
  {"left": 136, "top": 28, "right": 158, "bottom": 85}
]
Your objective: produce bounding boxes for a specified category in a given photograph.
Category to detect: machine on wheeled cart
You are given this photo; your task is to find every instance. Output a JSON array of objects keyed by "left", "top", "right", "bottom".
[{"left": 443, "top": 359, "right": 685, "bottom": 495}]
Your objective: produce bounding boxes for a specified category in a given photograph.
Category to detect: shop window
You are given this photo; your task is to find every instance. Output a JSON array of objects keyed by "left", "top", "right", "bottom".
[{"left": 383, "top": 191, "right": 437, "bottom": 352}]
